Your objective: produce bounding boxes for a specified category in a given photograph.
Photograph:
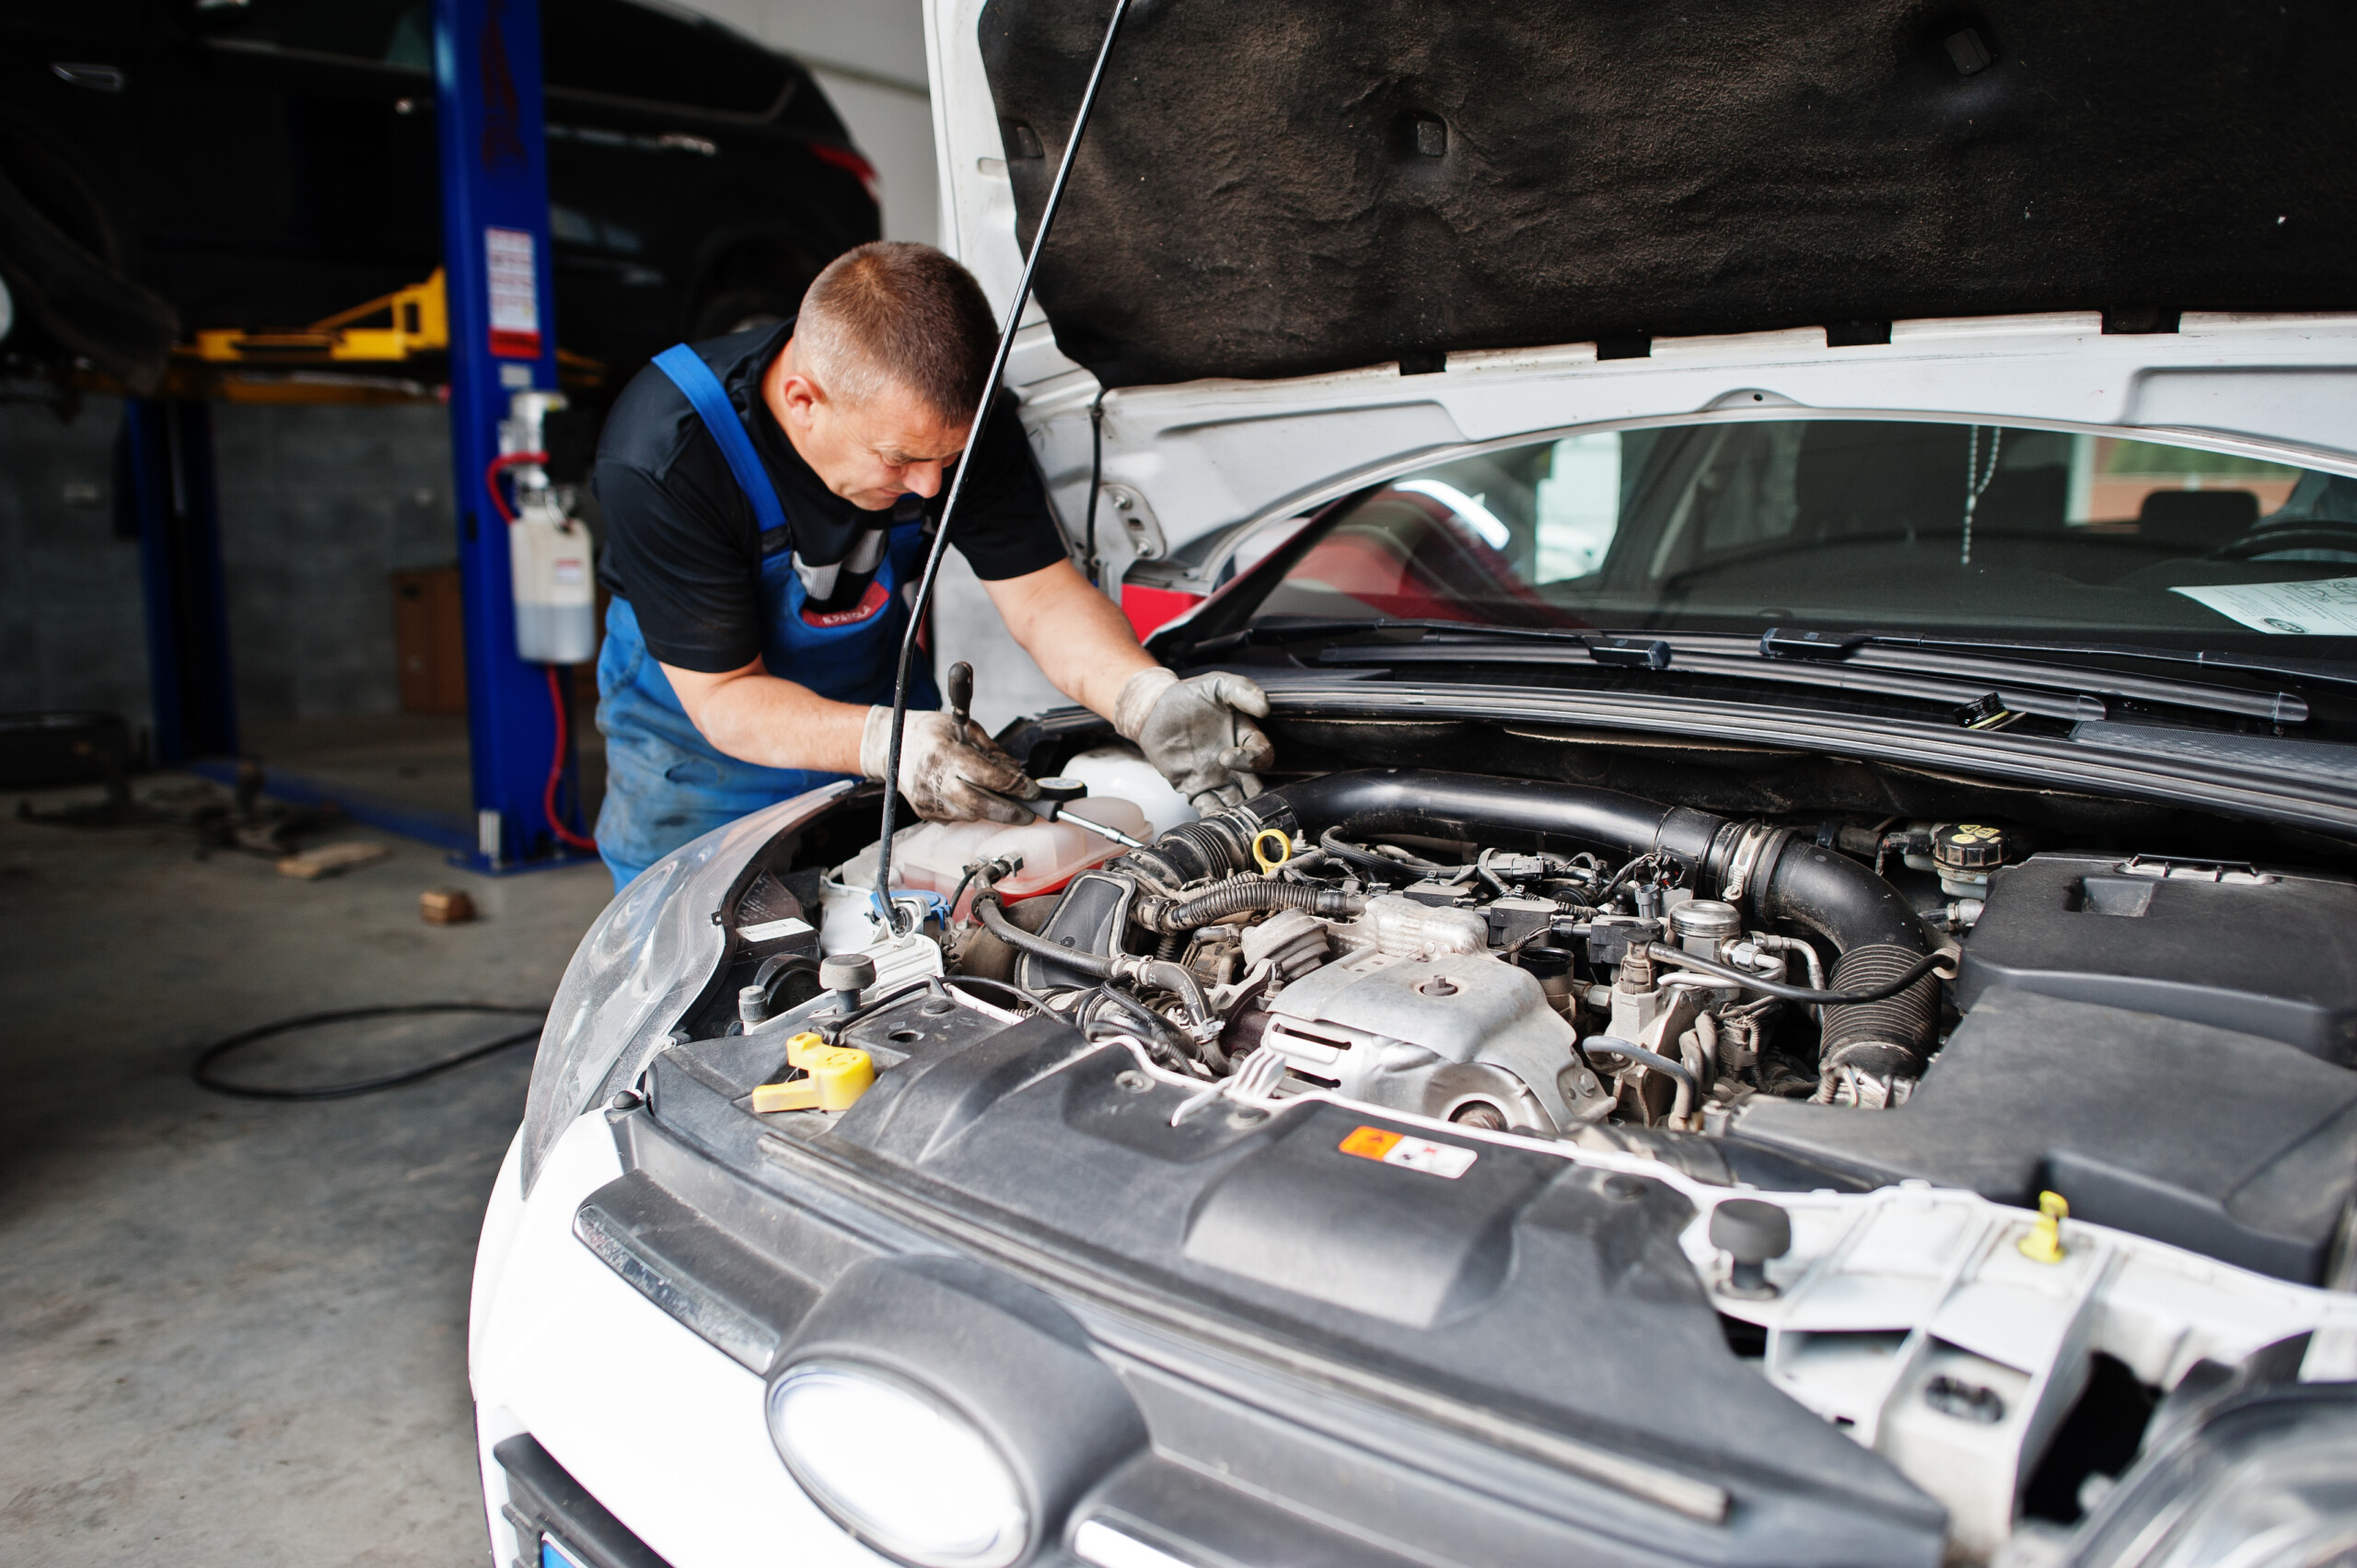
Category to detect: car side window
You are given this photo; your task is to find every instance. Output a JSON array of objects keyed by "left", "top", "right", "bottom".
[{"left": 195, "top": 0, "right": 426, "bottom": 66}]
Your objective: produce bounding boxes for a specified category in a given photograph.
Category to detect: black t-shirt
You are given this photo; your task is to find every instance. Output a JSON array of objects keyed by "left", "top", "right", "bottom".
[{"left": 593, "top": 319, "right": 1066, "bottom": 673}]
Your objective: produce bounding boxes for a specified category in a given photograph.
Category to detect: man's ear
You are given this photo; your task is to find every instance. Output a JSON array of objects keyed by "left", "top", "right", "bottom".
[{"left": 774, "top": 369, "right": 822, "bottom": 422}]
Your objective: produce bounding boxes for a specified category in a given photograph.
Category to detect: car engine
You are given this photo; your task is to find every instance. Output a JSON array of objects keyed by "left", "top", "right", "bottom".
[
  {"left": 950, "top": 768, "right": 1998, "bottom": 1131},
  {"left": 699, "top": 754, "right": 2357, "bottom": 1564}
]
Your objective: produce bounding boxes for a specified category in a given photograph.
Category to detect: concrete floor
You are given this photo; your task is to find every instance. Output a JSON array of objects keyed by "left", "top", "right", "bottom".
[
  {"left": 0, "top": 779, "right": 613, "bottom": 1565},
  {"left": 240, "top": 703, "right": 608, "bottom": 849}
]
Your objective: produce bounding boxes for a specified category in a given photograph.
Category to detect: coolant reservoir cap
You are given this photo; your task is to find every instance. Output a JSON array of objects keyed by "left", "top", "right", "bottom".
[
  {"left": 1933, "top": 823, "right": 2007, "bottom": 870},
  {"left": 1033, "top": 776, "right": 1087, "bottom": 802}
]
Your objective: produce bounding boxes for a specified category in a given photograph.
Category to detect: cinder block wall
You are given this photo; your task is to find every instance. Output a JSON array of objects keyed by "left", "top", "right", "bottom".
[
  {"left": 0, "top": 395, "right": 152, "bottom": 732},
  {"left": 0, "top": 397, "right": 459, "bottom": 739},
  {"left": 213, "top": 401, "right": 456, "bottom": 721}
]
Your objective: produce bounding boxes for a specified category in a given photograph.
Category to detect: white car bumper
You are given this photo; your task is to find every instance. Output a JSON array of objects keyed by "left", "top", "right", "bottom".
[{"left": 469, "top": 1109, "right": 890, "bottom": 1568}]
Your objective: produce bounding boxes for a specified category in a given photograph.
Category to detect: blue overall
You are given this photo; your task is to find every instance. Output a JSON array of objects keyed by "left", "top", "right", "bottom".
[{"left": 594, "top": 344, "right": 936, "bottom": 889}]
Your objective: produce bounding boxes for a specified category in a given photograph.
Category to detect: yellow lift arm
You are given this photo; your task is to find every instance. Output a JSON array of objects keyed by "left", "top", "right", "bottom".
[{"left": 189, "top": 270, "right": 451, "bottom": 364}]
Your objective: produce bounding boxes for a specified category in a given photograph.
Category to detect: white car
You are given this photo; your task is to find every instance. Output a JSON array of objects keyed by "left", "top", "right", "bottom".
[{"left": 471, "top": 5, "right": 2357, "bottom": 1567}]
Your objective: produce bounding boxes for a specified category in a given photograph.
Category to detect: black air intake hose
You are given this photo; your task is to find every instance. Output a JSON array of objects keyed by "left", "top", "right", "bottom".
[
  {"left": 1133, "top": 769, "right": 1941, "bottom": 1079},
  {"left": 1247, "top": 770, "right": 1676, "bottom": 865},
  {"left": 1745, "top": 834, "right": 1942, "bottom": 1094},
  {"left": 1136, "top": 875, "right": 1361, "bottom": 934}
]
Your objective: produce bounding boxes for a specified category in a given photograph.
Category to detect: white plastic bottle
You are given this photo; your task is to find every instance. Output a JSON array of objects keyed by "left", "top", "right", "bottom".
[{"left": 510, "top": 487, "right": 597, "bottom": 664}]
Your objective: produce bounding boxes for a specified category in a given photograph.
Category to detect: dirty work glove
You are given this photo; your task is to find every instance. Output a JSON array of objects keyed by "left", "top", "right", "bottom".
[
  {"left": 1114, "top": 668, "right": 1274, "bottom": 809},
  {"left": 860, "top": 705, "right": 1039, "bottom": 825}
]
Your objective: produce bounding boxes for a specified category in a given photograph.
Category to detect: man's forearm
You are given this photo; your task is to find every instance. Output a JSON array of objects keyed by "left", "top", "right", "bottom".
[
  {"left": 662, "top": 660, "right": 870, "bottom": 774},
  {"left": 987, "top": 560, "right": 1159, "bottom": 719}
]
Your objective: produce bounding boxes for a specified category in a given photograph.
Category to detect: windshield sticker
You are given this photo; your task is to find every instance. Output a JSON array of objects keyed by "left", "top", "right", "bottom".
[
  {"left": 1339, "top": 1125, "right": 1478, "bottom": 1179},
  {"left": 2171, "top": 576, "right": 2357, "bottom": 635}
]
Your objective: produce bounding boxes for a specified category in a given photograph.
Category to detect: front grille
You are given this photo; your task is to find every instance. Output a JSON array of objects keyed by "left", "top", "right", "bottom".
[{"left": 494, "top": 1434, "right": 673, "bottom": 1568}]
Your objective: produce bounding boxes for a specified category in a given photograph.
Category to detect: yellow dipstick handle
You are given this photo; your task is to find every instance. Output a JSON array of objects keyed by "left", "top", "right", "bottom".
[
  {"left": 1251, "top": 829, "right": 1293, "bottom": 874},
  {"left": 2019, "top": 1190, "right": 2069, "bottom": 1263},
  {"left": 753, "top": 1037, "right": 876, "bottom": 1113}
]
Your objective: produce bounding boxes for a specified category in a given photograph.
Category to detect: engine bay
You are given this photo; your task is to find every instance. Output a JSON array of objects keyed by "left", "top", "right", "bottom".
[
  {"left": 725, "top": 749, "right": 2357, "bottom": 1283},
  {"left": 657, "top": 734, "right": 2357, "bottom": 1562}
]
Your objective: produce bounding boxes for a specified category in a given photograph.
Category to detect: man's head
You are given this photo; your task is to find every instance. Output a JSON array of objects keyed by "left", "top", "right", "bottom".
[{"left": 764, "top": 242, "right": 999, "bottom": 511}]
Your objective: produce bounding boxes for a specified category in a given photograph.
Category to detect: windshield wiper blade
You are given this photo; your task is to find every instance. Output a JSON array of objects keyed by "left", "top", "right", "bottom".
[
  {"left": 1234, "top": 616, "right": 1593, "bottom": 647},
  {"left": 1240, "top": 617, "right": 1675, "bottom": 670},
  {"left": 1317, "top": 626, "right": 2318, "bottom": 726},
  {"left": 1232, "top": 617, "right": 2340, "bottom": 724},
  {"left": 1761, "top": 627, "right": 2357, "bottom": 693}
]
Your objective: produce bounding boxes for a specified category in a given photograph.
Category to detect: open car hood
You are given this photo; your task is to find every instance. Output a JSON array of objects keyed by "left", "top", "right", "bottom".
[
  {"left": 937, "top": 1, "right": 2357, "bottom": 388},
  {"left": 923, "top": 1, "right": 2357, "bottom": 596}
]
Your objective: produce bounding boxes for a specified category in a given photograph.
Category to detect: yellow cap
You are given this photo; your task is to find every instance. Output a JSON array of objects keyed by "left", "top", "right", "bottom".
[
  {"left": 750, "top": 1045, "right": 875, "bottom": 1114},
  {"left": 2018, "top": 1190, "right": 2069, "bottom": 1263},
  {"left": 751, "top": 1077, "right": 818, "bottom": 1113},
  {"left": 785, "top": 1030, "right": 827, "bottom": 1070}
]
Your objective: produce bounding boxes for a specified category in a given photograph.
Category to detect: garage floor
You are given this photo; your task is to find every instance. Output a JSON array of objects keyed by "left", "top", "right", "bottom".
[
  {"left": 238, "top": 703, "right": 608, "bottom": 852},
  {"left": 0, "top": 780, "right": 613, "bottom": 1566}
]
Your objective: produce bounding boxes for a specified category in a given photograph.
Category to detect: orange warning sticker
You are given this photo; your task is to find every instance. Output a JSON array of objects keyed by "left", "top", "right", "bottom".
[{"left": 1338, "top": 1125, "right": 1477, "bottom": 1179}]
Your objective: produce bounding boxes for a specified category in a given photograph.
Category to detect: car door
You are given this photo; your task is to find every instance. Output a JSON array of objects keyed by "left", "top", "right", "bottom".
[{"left": 157, "top": 0, "right": 439, "bottom": 329}]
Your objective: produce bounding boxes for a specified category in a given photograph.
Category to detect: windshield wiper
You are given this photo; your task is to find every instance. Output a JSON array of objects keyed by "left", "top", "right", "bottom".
[
  {"left": 1291, "top": 621, "right": 2325, "bottom": 726},
  {"left": 1759, "top": 627, "right": 2357, "bottom": 695}
]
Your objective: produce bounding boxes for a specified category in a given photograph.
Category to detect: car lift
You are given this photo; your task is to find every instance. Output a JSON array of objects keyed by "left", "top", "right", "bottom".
[
  {"left": 188, "top": 272, "right": 449, "bottom": 367},
  {"left": 431, "top": 0, "right": 590, "bottom": 870},
  {"left": 132, "top": 0, "right": 592, "bottom": 869}
]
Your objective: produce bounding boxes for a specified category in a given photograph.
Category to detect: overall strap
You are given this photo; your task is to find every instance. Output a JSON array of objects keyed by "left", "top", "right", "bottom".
[{"left": 651, "top": 343, "right": 790, "bottom": 539}]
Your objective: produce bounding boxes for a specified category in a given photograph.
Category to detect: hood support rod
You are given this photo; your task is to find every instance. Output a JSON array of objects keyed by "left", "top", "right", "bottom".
[{"left": 871, "top": 0, "right": 1134, "bottom": 932}]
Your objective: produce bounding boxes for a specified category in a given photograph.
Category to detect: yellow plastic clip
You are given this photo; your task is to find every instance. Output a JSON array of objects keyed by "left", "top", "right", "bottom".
[
  {"left": 2018, "top": 1190, "right": 2069, "bottom": 1263},
  {"left": 1251, "top": 829, "right": 1293, "bottom": 875},
  {"left": 752, "top": 1036, "right": 876, "bottom": 1114}
]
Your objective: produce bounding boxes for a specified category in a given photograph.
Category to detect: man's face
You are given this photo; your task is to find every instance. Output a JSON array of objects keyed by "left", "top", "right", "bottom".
[{"left": 768, "top": 340, "right": 970, "bottom": 512}]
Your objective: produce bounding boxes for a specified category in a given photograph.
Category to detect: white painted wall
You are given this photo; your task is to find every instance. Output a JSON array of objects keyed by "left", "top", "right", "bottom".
[{"left": 669, "top": 0, "right": 938, "bottom": 247}]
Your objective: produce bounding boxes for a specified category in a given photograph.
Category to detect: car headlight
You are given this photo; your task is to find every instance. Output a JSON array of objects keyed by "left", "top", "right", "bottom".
[
  {"left": 767, "top": 1360, "right": 1029, "bottom": 1568},
  {"left": 516, "top": 782, "right": 854, "bottom": 1194},
  {"left": 2066, "top": 1385, "right": 2357, "bottom": 1568}
]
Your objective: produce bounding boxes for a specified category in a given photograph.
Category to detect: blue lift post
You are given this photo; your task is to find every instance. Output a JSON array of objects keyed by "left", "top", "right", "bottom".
[
  {"left": 433, "top": 0, "right": 591, "bottom": 871},
  {"left": 126, "top": 399, "right": 238, "bottom": 767}
]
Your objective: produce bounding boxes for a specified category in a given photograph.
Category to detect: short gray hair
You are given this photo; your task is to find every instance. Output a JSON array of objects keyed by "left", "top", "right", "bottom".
[{"left": 795, "top": 242, "right": 1000, "bottom": 424}]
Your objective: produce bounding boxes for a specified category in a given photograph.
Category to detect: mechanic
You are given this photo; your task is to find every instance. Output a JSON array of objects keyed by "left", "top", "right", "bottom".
[{"left": 590, "top": 241, "right": 1272, "bottom": 889}]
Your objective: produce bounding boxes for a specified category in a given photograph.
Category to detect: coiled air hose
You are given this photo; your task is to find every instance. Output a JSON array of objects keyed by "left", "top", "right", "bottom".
[{"left": 1136, "top": 875, "right": 1362, "bottom": 934}]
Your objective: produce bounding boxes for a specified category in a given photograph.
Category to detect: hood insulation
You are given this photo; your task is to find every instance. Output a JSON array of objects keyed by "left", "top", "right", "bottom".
[{"left": 980, "top": 0, "right": 2357, "bottom": 388}]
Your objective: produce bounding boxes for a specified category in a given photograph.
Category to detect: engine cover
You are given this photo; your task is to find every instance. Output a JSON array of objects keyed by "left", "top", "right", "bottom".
[
  {"left": 1261, "top": 948, "right": 1608, "bottom": 1132},
  {"left": 1957, "top": 853, "right": 2357, "bottom": 1065}
]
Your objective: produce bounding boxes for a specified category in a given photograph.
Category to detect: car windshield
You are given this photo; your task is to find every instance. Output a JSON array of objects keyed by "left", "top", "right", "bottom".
[{"left": 1251, "top": 419, "right": 2357, "bottom": 644}]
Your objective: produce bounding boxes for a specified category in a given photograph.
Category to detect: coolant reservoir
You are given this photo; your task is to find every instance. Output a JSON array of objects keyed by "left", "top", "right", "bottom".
[{"left": 838, "top": 796, "right": 1149, "bottom": 919}]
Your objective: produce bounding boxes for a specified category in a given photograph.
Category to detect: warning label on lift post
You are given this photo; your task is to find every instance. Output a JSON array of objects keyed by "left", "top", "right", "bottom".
[{"left": 485, "top": 227, "right": 541, "bottom": 358}]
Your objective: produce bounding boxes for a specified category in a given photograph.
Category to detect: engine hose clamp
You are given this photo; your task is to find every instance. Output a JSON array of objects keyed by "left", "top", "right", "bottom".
[
  {"left": 1251, "top": 829, "right": 1292, "bottom": 874},
  {"left": 1718, "top": 822, "right": 1790, "bottom": 910}
]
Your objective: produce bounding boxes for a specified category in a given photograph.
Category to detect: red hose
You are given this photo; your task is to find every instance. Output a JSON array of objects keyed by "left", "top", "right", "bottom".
[
  {"left": 493, "top": 451, "right": 593, "bottom": 854},
  {"left": 484, "top": 450, "right": 548, "bottom": 525},
  {"left": 543, "top": 664, "right": 597, "bottom": 853}
]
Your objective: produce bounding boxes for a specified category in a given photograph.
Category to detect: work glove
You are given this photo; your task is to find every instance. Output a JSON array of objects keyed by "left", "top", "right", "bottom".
[
  {"left": 1115, "top": 668, "right": 1274, "bottom": 809},
  {"left": 860, "top": 705, "right": 1039, "bottom": 825}
]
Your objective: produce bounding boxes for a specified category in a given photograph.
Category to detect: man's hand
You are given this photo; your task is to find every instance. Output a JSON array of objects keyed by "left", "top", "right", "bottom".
[
  {"left": 1115, "top": 668, "right": 1274, "bottom": 808},
  {"left": 861, "top": 706, "right": 1039, "bottom": 824}
]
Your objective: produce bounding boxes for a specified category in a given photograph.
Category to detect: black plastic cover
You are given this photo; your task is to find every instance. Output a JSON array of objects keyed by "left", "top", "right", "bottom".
[
  {"left": 1737, "top": 987, "right": 2357, "bottom": 1283},
  {"left": 979, "top": 1, "right": 2357, "bottom": 386},
  {"left": 1958, "top": 854, "right": 2357, "bottom": 1065},
  {"left": 636, "top": 1003, "right": 1949, "bottom": 1567}
]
